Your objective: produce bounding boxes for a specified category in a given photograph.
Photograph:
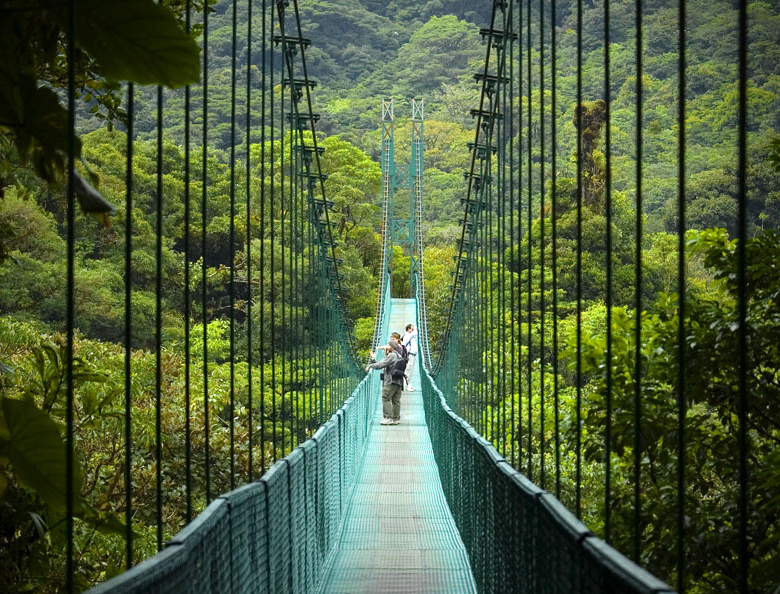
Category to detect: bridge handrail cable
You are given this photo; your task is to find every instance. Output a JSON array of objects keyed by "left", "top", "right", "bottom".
[
  {"left": 88, "top": 365, "right": 380, "bottom": 594},
  {"left": 433, "top": 0, "right": 509, "bottom": 377},
  {"left": 284, "top": 0, "right": 362, "bottom": 368},
  {"left": 414, "top": 277, "right": 674, "bottom": 593}
]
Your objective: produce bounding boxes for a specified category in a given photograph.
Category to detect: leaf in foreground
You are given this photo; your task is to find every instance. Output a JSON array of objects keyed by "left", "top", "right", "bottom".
[{"left": 0, "top": 397, "right": 81, "bottom": 513}]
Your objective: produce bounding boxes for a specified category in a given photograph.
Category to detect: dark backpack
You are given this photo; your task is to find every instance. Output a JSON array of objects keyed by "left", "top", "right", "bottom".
[{"left": 390, "top": 349, "right": 408, "bottom": 380}]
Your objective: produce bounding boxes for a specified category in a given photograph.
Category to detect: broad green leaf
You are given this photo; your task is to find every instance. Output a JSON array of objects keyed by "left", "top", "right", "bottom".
[
  {"left": 0, "top": 72, "right": 82, "bottom": 163},
  {"left": 0, "top": 398, "right": 81, "bottom": 512},
  {"left": 76, "top": 0, "right": 200, "bottom": 88},
  {"left": 27, "top": 511, "right": 47, "bottom": 538},
  {"left": 78, "top": 502, "right": 131, "bottom": 537}
]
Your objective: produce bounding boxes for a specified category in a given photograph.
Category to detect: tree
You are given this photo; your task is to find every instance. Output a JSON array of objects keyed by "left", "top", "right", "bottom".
[
  {"left": 571, "top": 228, "right": 780, "bottom": 593},
  {"left": 0, "top": 0, "right": 201, "bottom": 261},
  {"left": 319, "top": 136, "right": 382, "bottom": 239}
]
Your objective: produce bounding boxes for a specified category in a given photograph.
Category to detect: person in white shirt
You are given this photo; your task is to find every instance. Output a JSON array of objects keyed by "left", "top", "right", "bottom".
[{"left": 401, "top": 323, "right": 418, "bottom": 391}]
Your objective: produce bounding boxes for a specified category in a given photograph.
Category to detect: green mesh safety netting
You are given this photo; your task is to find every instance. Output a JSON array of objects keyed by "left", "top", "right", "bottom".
[
  {"left": 87, "top": 296, "right": 677, "bottom": 594},
  {"left": 87, "top": 368, "right": 378, "bottom": 594},
  {"left": 419, "top": 362, "right": 676, "bottom": 594}
]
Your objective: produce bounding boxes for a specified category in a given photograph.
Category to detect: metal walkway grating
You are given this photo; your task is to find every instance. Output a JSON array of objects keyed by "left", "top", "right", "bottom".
[{"left": 318, "top": 299, "right": 477, "bottom": 594}]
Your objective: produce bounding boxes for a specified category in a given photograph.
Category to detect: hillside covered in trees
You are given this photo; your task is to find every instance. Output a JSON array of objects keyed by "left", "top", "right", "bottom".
[{"left": 1, "top": 0, "right": 779, "bottom": 592}]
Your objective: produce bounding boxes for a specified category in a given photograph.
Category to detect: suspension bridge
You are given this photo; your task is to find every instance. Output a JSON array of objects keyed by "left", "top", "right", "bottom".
[
  {"left": 9, "top": 0, "right": 763, "bottom": 592},
  {"left": 84, "top": 0, "right": 676, "bottom": 589}
]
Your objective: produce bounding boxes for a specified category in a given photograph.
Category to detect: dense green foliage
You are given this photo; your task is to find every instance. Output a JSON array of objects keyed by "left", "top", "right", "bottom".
[{"left": 0, "top": 0, "right": 779, "bottom": 592}]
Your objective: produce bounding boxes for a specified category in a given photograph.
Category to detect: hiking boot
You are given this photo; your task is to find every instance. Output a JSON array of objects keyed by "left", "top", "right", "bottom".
[{"left": 380, "top": 418, "right": 393, "bottom": 425}]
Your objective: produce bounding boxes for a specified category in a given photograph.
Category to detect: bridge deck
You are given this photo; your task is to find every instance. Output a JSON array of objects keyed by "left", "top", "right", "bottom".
[{"left": 318, "top": 298, "right": 476, "bottom": 594}]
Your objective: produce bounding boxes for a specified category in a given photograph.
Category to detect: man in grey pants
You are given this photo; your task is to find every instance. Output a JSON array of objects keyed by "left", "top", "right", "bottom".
[{"left": 365, "top": 338, "right": 405, "bottom": 425}]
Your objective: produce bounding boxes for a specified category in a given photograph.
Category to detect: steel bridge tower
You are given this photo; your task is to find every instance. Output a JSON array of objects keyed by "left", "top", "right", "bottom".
[
  {"left": 381, "top": 99, "right": 426, "bottom": 294},
  {"left": 409, "top": 98, "right": 424, "bottom": 286},
  {"left": 409, "top": 98, "right": 431, "bottom": 367},
  {"left": 371, "top": 98, "right": 396, "bottom": 351},
  {"left": 373, "top": 98, "right": 427, "bottom": 350}
]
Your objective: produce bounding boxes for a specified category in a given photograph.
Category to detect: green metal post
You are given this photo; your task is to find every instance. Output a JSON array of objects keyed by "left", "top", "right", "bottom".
[
  {"left": 410, "top": 99, "right": 431, "bottom": 365},
  {"left": 371, "top": 99, "right": 396, "bottom": 351},
  {"left": 409, "top": 98, "right": 424, "bottom": 280}
]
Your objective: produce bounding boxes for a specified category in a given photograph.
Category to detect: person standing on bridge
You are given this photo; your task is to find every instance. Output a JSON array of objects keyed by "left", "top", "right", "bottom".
[
  {"left": 390, "top": 331, "right": 410, "bottom": 362},
  {"left": 365, "top": 338, "right": 404, "bottom": 425},
  {"left": 401, "top": 323, "right": 418, "bottom": 391},
  {"left": 390, "top": 331, "right": 403, "bottom": 347}
]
